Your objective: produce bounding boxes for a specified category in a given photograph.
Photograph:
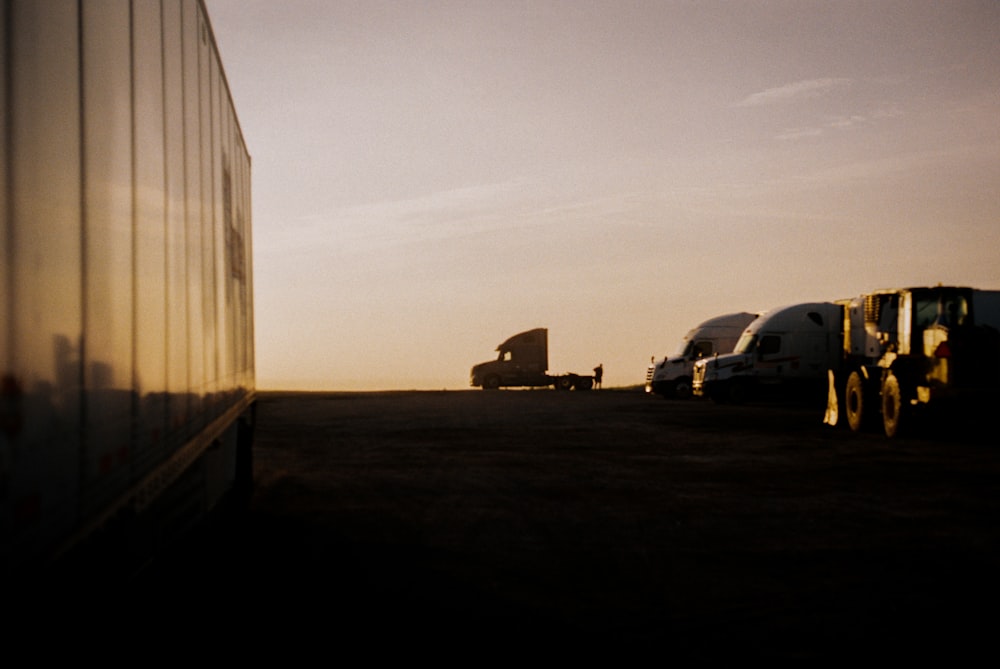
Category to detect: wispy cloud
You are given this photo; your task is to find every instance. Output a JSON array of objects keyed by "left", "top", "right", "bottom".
[
  {"left": 339, "top": 180, "right": 528, "bottom": 225},
  {"left": 735, "top": 78, "right": 852, "bottom": 107},
  {"left": 826, "top": 115, "right": 868, "bottom": 129},
  {"left": 261, "top": 176, "right": 586, "bottom": 259},
  {"left": 773, "top": 105, "right": 904, "bottom": 141},
  {"left": 775, "top": 127, "right": 824, "bottom": 141},
  {"left": 826, "top": 106, "right": 904, "bottom": 129}
]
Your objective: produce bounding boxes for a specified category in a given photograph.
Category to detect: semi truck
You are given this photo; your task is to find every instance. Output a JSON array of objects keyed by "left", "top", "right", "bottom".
[
  {"left": 646, "top": 312, "right": 758, "bottom": 399},
  {"left": 470, "top": 328, "right": 596, "bottom": 390},
  {"left": 692, "top": 302, "right": 845, "bottom": 406},
  {"left": 823, "top": 286, "right": 1000, "bottom": 438},
  {"left": 2, "top": 0, "right": 255, "bottom": 581}
]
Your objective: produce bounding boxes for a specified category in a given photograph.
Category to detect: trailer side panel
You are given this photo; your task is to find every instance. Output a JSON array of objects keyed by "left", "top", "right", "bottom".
[{"left": 1, "top": 0, "right": 255, "bottom": 576}]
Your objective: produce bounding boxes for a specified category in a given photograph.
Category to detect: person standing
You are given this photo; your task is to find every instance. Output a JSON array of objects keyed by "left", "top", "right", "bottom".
[{"left": 593, "top": 364, "right": 603, "bottom": 389}]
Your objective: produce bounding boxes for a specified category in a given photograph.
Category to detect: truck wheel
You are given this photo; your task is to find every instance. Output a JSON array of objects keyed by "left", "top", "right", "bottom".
[
  {"left": 673, "top": 377, "right": 693, "bottom": 400},
  {"left": 575, "top": 377, "right": 593, "bottom": 391},
  {"left": 844, "top": 371, "right": 868, "bottom": 432},
  {"left": 556, "top": 377, "right": 573, "bottom": 391},
  {"left": 706, "top": 383, "right": 729, "bottom": 404},
  {"left": 728, "top": 379, "right": 749, "bottom": 404},
  {"left": 881, "top": 374, "right": 905, "bottom": 438},
  {"left": 483, "top": 375, "right": 500, "bottom": 390}
]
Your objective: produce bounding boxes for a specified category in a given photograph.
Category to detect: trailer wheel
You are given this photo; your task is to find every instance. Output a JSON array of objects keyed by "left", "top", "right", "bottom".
[
  {"left": 483, "top": 375, "right": 500, "bottom": 390},
  {"left": 881, "top": 374, "right": 904, "bottom": 438},
  {"left": 844, "top": 371, "right": 868, "bottom": 432},
  {"left": 556, "top": 377, "right": 573, "bottom": 391},
  {"left": 575, "top": 377, "right": 593, "bottom": 391}
]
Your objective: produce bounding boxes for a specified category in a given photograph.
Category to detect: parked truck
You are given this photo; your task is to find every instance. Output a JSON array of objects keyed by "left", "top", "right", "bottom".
[
  {"left": 646, "top": 312, "right": 758, "bottom": 399},
  {"left": 470, "top": 328, "right": 595, "bottom": 390},
  {"left": 2, "top": 0, "right": 255, "bottom": 580},
  {"left": 692, "top": 302, "right": 845, "bottom": 406},
  {"left": 823, "top": 286, "right": 1000, "bottom": 438}
]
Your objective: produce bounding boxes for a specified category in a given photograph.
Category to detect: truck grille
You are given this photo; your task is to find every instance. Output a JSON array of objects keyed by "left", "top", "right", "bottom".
[{"left": 692, "top": 363, "right": 705, "bottom": 384}]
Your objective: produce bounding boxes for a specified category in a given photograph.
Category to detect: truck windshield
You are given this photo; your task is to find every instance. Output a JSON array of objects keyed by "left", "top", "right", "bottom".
[
  {"left": 734, "top": 332, "right": 757, "bottom": 354},
  {"left": 673, "top": 339, "right": 695, "bottom": 358},
  {"left": 672, "top": 330, "right": 699, "bottom": 357},
  {"left": 911, "top": 287, "right": 971, "bottom": 332},
  {"left": 938, "top": 292, "right": 970, "bottom": 327},
  {"left": 913, "top": 294, "right": 939, "bottom": 332}
]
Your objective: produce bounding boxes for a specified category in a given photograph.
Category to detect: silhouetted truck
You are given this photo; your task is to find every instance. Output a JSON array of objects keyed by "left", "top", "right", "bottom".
[
  {"left": 471, "top": 329, "right": 595, "bottom": 390},
  {"left": 2, "top": 1, "right": 255, "bottom": 580},
  {"left": 824, "top": 286, "right": 1000, "bottom": 438}
]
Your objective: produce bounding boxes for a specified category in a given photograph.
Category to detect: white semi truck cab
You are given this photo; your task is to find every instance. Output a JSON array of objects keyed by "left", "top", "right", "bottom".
[
  {"left": 646, "top": 312, "right": 758, "bottom": 399},
  {"left": 693, "top": 302, "right": 845, "bottom": 405}
]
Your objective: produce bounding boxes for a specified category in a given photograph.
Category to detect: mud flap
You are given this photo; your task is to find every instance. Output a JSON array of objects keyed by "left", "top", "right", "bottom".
[{"left": 823, "top": 369, "right": 839, "bottom": 426}]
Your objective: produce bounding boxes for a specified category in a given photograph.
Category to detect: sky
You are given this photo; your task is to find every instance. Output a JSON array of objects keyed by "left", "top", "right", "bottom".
[{"left": 203, "top": 0, "right": 1000, "bottom": 391}]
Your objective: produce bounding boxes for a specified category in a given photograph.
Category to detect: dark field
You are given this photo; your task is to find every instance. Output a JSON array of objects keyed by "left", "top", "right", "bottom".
[{"left": 147, "top": 390, "right": 999, "bottom": 659}]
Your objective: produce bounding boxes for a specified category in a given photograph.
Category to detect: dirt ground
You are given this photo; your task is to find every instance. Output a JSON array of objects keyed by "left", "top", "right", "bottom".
[{"left": 139, "top": 389, "right": 999, "bottom": 659}]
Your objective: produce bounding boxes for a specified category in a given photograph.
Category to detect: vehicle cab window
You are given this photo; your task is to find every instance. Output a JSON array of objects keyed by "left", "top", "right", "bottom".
[
  {"left": 693, "top": 341, "right": 714, "bottom": 358},
  {"left": 758, "top": 335, "right": 781, "bottom": 357}
]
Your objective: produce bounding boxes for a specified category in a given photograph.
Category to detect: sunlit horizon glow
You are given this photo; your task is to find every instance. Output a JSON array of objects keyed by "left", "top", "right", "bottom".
[{"left": 205, "top": 0, "right": 1000, "bottom": 391}]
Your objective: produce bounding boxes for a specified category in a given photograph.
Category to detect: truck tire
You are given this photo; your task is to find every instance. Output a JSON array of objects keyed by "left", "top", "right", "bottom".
[
  {"left": 575, "top": 377, "right": 593, "bottom": 391},
  {"left": 483, "top": 375, "right": 500, "bottom": 390},
  {"left": 845, "top": 371, "right": 869, "bottom": 432},
  {"left": 672, "top": 377, "right": 693, "bottom": 400},
  {"left": 556, "top": 376, "right": 573, "bottom": 391},
  {"left": 728, "top": 379, "right": 750, "bottom": 404},
  {"left": 881, "top": 374, "right": 905, "bottom": 438},
  {"left": 706, "top": 382, "right": 729, "bottom": 404}
]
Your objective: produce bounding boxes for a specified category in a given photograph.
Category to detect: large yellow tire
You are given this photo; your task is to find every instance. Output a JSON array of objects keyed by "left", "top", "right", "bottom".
[
  {"left": 881, "top": 374, "right": 904, "bottom": 439},
  {"left": 845, "top": 371, "right": 868, "bottom": 432}
]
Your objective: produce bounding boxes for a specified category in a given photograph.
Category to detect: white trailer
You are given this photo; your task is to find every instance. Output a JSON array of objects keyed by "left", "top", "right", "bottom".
[
  {"left": 2, "top": 0, "right": 255, "bottom": 580},
  {"left": 646, "top": 312, "right": 758, "bottom": 399},
  {"left": 692, "top": 302, "right": 845, "bottom": 405}
]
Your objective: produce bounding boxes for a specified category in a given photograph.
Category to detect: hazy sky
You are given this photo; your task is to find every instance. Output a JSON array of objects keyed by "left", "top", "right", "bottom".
[{"left": 204, "top": 0, "right": 1000, "bottom": 391}]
